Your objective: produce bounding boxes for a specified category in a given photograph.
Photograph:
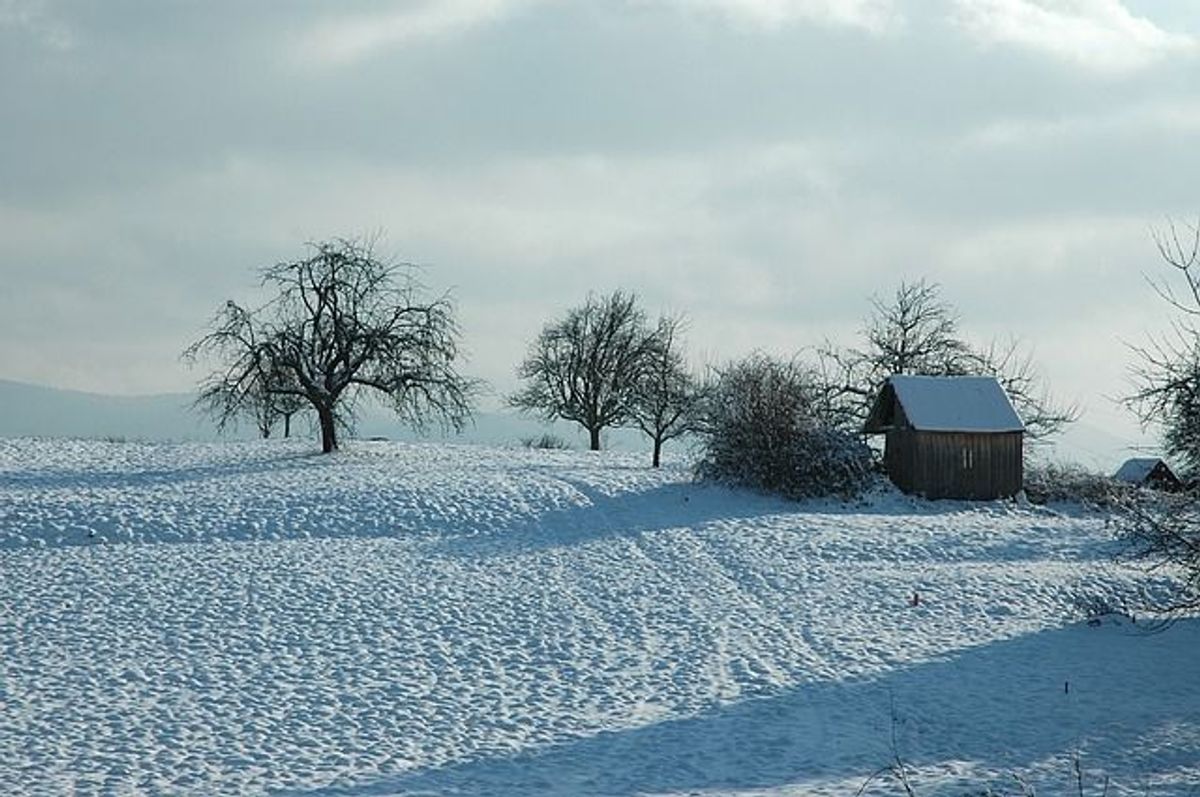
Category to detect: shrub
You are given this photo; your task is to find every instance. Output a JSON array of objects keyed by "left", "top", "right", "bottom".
[
  {"left": 1023, "top": 462, "right": 1132, "bottom": 508},
  {"left": 695, "top": 353, "right": 873, "bottom": 500},
  {"left": 521, "top": 433, "right": 570, "bottom": 450}
]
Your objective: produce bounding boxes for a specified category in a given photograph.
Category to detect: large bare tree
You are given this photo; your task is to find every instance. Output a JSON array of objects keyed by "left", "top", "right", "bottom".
[
  {"left": 510, "top": 291, "right": 657, "bottom": 451},
  {"left": 863, "top": 279, "right": 975, "bottom": 379},
  {"left": 1125, "top": 218, "right": 1200, "bottom": 477},
  {"left": 819, "top": 278, "right": 1077, "bottom": 441},
  {"left": 1112, "top": 219, "right": 1200, "bottom": 621},
  {"left": 185, "top": 238, "right": 475, "bottom": 453}
]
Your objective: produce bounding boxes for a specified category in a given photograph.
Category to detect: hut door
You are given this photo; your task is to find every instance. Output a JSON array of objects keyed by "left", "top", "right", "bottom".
[{"left": 954, "top": 444, "right": 977, "bottom": 499}]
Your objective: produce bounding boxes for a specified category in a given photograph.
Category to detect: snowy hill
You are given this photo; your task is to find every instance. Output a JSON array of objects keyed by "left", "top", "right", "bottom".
[{"left": 0, "top": 438, "right": 1195, "bottom": 795}]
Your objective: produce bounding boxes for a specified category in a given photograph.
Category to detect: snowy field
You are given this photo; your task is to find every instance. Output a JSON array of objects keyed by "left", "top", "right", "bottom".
[{"left": 1, "top": 438, "right": 1197, "bottom": 796}]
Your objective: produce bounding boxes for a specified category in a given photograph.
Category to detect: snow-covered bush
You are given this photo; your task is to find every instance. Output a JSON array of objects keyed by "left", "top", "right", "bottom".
[
  {"left": 521, "top": 433, "right": 570, "bottom": 450},
  {"left": 694, "top": 353, "right": 874, "bottom": 499},
  {"left": 1023, "top": 462, "right": 1131, "bottom": 508}
]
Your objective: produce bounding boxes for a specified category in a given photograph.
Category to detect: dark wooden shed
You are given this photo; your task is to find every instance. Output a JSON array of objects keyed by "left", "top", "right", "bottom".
[
  {"left": 1113, "top": 458, "right": 1182, "bottom": 491},
  {"left": 864, "top": 375, "right": 1025, "bottom": 500}
]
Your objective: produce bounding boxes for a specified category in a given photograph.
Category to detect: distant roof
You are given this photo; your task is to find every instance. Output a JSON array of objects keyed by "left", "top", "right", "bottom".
[
  {"left": 864, "top": 375, "right": 1025, "bottom": 434},
  {"left": 1113, "top": 457, "right": 1173, "bottom": 484}
]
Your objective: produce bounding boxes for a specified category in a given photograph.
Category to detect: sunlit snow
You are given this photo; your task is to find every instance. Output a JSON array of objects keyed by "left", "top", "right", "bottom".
[{"left": 0, "top": 438, "right": 1195, "bottom": 795}]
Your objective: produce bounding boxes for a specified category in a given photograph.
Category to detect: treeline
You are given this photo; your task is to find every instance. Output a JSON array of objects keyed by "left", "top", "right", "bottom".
[{"left": 185, "top": 229, "right": 1198, "bottom": 497}]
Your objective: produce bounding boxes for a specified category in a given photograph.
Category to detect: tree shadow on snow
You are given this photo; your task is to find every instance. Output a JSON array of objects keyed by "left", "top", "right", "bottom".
[
  {"left": 273, "top": 619, "right": 1200, "bottom": 797},
  {"left": 432, "top": 476, "right": 1068, "bottom": 560},
  {"left": 431, "top": 478, "right": 807, "bottom": 557}
]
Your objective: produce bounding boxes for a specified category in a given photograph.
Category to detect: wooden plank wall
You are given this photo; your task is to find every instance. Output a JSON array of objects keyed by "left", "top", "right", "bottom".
[{"left": 885, "top": 430, "right": 1022, "bottom": 500}]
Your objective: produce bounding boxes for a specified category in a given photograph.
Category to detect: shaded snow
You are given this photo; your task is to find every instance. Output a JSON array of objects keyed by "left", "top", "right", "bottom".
[{"left": 0, "top": 438, "right": 1195, "bottom": 796}]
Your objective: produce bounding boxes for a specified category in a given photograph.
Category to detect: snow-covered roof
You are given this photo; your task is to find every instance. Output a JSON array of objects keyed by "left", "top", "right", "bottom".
[
  {"left": 1113, "top": 457, "right": 1172, "bottom": 484},
  {"left": 865, "top": 375, "right": 1025, "bottom": 433}
]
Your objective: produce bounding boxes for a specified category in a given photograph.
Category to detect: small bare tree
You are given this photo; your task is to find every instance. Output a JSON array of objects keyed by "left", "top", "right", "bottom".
[
  {"left": 235, "top": 362, "right": 308, "bottom": 439},
  {"left": 185, "top": 238, "right": 475, "bottom": 453},
  {"left": 271, "top": 389, "right": 307, "bottom": 439},
  {"left": 630, "top": 315, "right": 703, "bottom": 467},
  {"left": 510, "top": 291, "right": 656, "bottom": 451}
]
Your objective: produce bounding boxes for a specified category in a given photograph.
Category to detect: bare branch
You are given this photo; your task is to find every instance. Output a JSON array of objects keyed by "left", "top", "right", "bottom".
[{"left": 1126, "top": 218, "right": 1200, "bottom": 477}]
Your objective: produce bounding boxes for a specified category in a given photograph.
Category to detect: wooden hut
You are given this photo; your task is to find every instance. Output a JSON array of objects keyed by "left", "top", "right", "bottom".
[
  {"left": 1113, "top": 457, "right": 1182, "bottom": 491},
  {"left": 864, "top": 375, "right": 1025, "bottom": 500}
]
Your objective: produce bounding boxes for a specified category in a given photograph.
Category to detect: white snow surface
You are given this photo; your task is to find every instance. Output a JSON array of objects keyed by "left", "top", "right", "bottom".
[
  {"left": 886, "top": 375, "right": 1025, "bottom": 433},
  {"left": 1, "top": 438, "right": 1196, "bottom": 796}
]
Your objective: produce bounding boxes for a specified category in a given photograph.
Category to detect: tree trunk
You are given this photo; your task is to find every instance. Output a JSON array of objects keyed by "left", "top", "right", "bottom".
[
  {"left": 652, "top": 437, "right": 662, "bottom": 468},
  {"left": 317, "top": 405, "right": 338, "bottom": 453},
  {"left": 283, "top": 412, "right": 292, "bottom": 438},
  {"left": 589, "top": 426, "right": 601, "bottom": 451}
]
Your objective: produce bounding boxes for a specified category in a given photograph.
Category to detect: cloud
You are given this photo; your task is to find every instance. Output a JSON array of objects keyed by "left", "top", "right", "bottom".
[
  {"left": 651, "top": 0, "right": 902, "bottom": 34},
  {"left": 960, "top": 100, "right": 1200, "bottom": 151},
  {"left": 294, "top": 0, "right": 531, "bottom": 65},
  {"left": 0, "top": 0, "right": 73, "bottom": 49},
  {"left": 295, "top": 0, "right": 900, "bottom": 67},
  {"left": 952, "top": 0, "right": 1196, "bottom": 74}
]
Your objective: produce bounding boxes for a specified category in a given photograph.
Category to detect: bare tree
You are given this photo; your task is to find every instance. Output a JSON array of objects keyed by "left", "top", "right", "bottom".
[
  {"left": 1125, "top": 218, "right": 1200, "bottom": 477},
  {"left": 250, "top": 378, "right": 284, "bottom": 439},
  {"left": 1111, "top": 219, "right": 1200, "bottom": 621},
  {"left": 232, "top": 361, "right": 308, "bottom": 439},
  {"left": 863, "top": 279, "right": 975, "bottom": 379},
  {"left": 630, "top": 315, "right": 703, "bottom": 467},
  {"left": 818, "top": 280, "right": 975, "bottom": 430},
  {"left": 272, "top": 388, "right": 308, "bottom": 439},
  {"left": 186, "top": 301, "right": 305, "bottom": 439},
  {"left": 185, "top": 238, "right": 475, "bottom": 453},
  {"left": 510, "top": 291, "right": 656, "bottom": 451},
  {"left": 819, "top": 278, "right": 1077, "bottom": 441}
]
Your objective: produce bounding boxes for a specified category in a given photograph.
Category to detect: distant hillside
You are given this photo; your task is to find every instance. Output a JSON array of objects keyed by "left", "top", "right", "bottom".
[
  {"left": 0, "top": 379, "right": 645, "bottom": 451},
  {"left": 0, "top": 380, "right": 220, "bottom": 442}
]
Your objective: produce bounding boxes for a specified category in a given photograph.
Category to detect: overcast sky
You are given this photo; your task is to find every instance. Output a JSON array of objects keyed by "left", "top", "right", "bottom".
[{"left": 2, "top": 0, "right": 1198, "bottom": 454}]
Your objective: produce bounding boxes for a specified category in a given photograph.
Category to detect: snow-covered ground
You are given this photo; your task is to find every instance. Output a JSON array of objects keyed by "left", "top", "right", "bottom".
[{"left": 1, "top": 438, "right": 1196, "bottom": 796}]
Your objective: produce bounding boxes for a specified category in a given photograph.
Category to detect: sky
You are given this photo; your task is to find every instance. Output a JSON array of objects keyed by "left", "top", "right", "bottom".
[{"left": 1, "top": 0, "right": 1198, "bottom": 460}]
